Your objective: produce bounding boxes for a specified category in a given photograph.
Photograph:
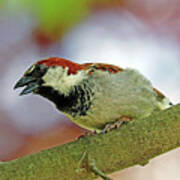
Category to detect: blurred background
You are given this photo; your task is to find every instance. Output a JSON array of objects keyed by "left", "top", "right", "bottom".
[{"left": 0, "top": 0, "right": 180, "bottom": 179}]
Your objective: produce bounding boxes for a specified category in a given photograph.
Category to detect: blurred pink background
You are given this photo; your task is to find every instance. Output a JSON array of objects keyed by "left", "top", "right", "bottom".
[{"left": 0, "top": 1, "right": 179, "bottom": 180}]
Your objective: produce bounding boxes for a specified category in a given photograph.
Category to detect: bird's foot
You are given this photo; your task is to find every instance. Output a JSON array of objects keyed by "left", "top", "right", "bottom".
[
  {"left": 103, "top": 116, "right": 133, "bottom": 133},
  {"left": 85, "top": 130, "right": 97, "bottom": 136},
  {"left": 78, "top": 130, "right": 97, "bottom": 139}
]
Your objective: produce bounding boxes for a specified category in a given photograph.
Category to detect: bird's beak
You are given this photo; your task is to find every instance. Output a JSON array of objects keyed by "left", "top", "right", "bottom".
[{"left": 14, "top": 76, "right": 39, "bottom": 96}]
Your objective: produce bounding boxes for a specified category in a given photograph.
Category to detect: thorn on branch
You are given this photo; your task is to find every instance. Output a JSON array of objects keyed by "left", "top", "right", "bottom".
[{"left": 89, "top": 159, "right": 113, "bottom": 180}]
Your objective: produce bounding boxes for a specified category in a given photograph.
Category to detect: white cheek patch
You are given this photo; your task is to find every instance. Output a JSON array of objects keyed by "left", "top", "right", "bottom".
[
  {"left": 42, "top": 66, "right": 87, "bottom": 95},
  {"left": 42, "top": 66, "right": 65, "bottom": 88}
]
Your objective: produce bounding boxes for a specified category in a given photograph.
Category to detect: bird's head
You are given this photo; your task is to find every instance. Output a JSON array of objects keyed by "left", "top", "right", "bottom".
[{"left": 14, "top": 57, "right": 89, "bottom": 97}]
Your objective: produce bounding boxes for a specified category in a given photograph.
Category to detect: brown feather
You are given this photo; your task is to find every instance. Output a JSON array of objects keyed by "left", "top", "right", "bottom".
[{"left": 82, "top": 63, "right": 124, "bottom": 75}]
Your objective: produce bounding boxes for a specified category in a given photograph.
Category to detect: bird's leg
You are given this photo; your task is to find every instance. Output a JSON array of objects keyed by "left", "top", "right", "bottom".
[
  {"left": 89, "top": 159, "right": 113, "bottom": 180},
  {"left": 103, "top": 116, "right": 133, "bottom": 133},
  {"left": 77, "top": 151, "right": 113, "bottom": 180}
]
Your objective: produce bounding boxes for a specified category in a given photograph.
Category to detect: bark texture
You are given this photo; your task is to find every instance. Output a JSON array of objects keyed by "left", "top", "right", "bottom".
[{"left": 0, "top": 104, "right": 180, "bottom": 180}]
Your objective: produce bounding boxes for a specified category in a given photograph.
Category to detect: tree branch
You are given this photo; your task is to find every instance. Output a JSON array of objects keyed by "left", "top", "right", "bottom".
[{"left": 0, "top": 104, "right": 180, "bottom": 180}]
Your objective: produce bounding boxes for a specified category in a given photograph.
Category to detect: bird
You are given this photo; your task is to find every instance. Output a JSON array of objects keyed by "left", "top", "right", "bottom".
[{"left": 14, "top": 57, "right": 172, "bottom": 133}]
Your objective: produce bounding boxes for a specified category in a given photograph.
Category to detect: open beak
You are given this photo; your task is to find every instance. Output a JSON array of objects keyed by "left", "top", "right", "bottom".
[{"left": 14, "top": 76, "right": 39, "bottom": 96}]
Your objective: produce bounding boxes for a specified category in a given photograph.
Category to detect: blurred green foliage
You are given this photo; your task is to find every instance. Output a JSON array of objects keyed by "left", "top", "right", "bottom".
[
  {"left": 3, "top": 0, "right": 124, "bottom": 44},
  {"left": 0, "top": 0, "right": 5, "bottom": 9},
  {"left": 22, "top": 0, "right": 90, "bottom": 34}
]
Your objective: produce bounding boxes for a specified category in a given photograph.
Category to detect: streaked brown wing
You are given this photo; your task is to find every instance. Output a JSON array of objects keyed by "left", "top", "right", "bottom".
[
  {"left": 82, "top": 63, "right": 124, "bottom": 74},
  {"left": 153, "top": 88, "right": 165, "bottom": 100}
]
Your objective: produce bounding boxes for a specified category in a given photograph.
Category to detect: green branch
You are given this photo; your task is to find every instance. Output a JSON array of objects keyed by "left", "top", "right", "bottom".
[{"left": 0, "top": 104, "right": 180, "bottom": 180}]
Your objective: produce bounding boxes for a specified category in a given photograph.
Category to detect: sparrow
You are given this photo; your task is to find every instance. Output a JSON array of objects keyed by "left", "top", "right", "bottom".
[{"left": 14, "top": 57, "right": 172, "bottom": 132}]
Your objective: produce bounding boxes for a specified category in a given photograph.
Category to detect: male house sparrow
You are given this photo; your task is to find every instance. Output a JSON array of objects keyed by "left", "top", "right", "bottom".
[{"left": 14, "top": 57, "right": 172, "bottom": 132}]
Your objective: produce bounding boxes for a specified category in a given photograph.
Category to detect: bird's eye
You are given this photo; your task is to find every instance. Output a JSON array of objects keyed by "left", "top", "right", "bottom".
[{"left": 24, "top": 64, "right": 48, "bottom": 78}]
